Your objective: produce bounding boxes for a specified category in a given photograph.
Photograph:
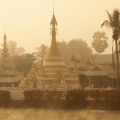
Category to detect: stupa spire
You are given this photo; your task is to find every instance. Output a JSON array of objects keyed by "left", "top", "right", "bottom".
[
  {"left": 1, "top": 29, "right": 11, "bottom": 70},
  {"left": 43, "top": 1, "right": 67, "bottom": 72},
  {"left": 53, "top": 0, "right": 55, "bottom": 14},
  {"left": 50, "top": 0, "right": 57, "bottom": 43},
  {"left": 2, "top": 33, "right": 9, "bottom": 60}
]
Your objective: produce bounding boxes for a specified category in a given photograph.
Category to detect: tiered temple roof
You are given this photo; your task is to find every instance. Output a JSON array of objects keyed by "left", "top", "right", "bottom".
[
  {"left": 0, "top": 34, "right": 22, "bottom": 87},
  {"left": 34, "top": 12, "right": 80, "bottom": 90},
  {"left": 43, "top": 13, "right": 68, "bottom": 72}
]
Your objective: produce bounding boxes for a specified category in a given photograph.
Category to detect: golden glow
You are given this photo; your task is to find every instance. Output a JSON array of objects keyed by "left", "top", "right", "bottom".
[{"left": 0, "top": 0, "right": 119, "bottom": 53}]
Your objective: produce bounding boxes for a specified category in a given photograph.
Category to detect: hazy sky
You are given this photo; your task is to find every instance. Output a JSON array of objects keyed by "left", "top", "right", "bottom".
[{"left": 0, "top": 0, "right": 119, "bottom": 53}]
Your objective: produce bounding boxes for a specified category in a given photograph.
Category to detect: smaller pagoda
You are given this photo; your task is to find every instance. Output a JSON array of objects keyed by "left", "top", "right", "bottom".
[{"left": 0, "top": 34, "right": 22, "bottom": 87}]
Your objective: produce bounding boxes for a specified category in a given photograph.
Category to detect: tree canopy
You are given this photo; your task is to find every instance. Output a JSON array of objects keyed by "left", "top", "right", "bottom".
[
  {"left": 92, "top": 31, "right": 108, "bottom": 54},
  {"left": 13, "top": 53, "right": 35, "bottom": 76},
  {"left": 8, "top": 40, "right": 25, "bottom": 56},
  {"left": 35, "top": 44, "right": 48, "bottom": 60},
  {"left": 57, "top": 39, "right": 93, "bottom": 64}
]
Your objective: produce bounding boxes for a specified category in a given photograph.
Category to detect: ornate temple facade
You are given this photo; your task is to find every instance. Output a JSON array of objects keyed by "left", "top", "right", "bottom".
[
  {"left": 0, "top": 34, "right": 22, "bottom": 87},
  {"left": 29, "top": 13, "right": 80, "bottom": 90}
]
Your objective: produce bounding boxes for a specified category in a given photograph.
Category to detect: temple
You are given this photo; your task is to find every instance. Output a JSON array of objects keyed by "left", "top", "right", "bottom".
[
  {"left": 0, "top": 34, "right": 22, "bottom": 87},
  {"left": 27, "top": 12, "right": 80, "bottom": 90}
]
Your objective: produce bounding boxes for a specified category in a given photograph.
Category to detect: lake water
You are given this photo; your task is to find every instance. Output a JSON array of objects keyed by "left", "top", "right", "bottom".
[{"left": 0, "top": 109, "right": 119, "bottom": 120}]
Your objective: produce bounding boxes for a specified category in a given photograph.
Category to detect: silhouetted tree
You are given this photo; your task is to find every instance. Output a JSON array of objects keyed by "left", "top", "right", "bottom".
[
  {"left": 16, "top": 47, "right": 25, "bottom": 56},
  {"left": 68, "top": 39, "right": 93, "bottom": 63},
  {"left": 13, "top": 53, "right": 35, "bottom": 76},
  {"left": 7, "top": 40, "right": 25, "bottom": 56},
  {"left": 92, "top": 31, "right": 108, "bottom": 54},
  {"left": 101, "top": 9, "right": 120, "bottom": 88},
  {"left": 36, "top": 44, "right": 48, "bottom": 60},
  {"left": 57, "top": 41, "right": 71, "bottom": 64}
]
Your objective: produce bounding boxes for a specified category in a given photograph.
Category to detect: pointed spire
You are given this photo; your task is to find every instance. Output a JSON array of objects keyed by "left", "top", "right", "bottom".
[
  {"left": 43, "top": 1, "right": 67, "bottom": 71},
  {"left": 50, "top": 0, "right": 57, "bottom": 42},
  {"left": 50, "top": 14, "right": 57, "bottom": 43},
  {"left": 3, "top": 24, "right": 7, "bottom": 40},
  {"left": 53, "top": 0, "right": 54, "bottom": 14},
  {"left": 50, "top": 14, "right": 57, "bottom": 25},
  {"left": 51, "top": 0, "right": 57, "bottom": 25},
  {"left": 1, "top": 30, "right": 11, "bottom": 70},
  {"left": 4, "top": 34, "right": 7, "bottom": 40},
  {"left": 3, "top": 32, "right": 8, "bottom": 57}
]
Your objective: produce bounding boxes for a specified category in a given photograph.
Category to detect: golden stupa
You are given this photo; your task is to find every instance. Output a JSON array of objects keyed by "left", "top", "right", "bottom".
[
  {"left": 30, "top": 12, "right": 80, "bottom": 90},
  {"left": 43, "top": 13, "right": 67, "bottom": 72}
]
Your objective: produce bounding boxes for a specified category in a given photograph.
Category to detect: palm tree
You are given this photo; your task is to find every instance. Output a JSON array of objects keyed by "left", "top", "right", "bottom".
[{"left": 101, "top": 9, "right": 120, "bottom": 88}]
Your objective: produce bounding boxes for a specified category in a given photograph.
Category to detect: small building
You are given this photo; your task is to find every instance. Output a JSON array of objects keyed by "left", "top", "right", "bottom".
[
  {"left": 83, "top": 54, "right": 118, "bottom": 88},
  {"left": 84, "top": 65, "right": 116, "bottom": 88}
]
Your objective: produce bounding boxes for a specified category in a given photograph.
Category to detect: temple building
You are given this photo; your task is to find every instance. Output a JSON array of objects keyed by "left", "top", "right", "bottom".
[
  {"left": 0, "top": 34, "right": 23, "bottom": 87},
  {"left": 28, "top": 12, "right": 80, "bottom": 90},
  {"left": 83, "top": 54, "right": 118, "bottom": 88}
]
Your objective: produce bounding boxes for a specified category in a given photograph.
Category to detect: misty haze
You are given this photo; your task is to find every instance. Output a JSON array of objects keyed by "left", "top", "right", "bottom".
[{"left": 0, "top": 0, "right": 120, "bottom": 120}]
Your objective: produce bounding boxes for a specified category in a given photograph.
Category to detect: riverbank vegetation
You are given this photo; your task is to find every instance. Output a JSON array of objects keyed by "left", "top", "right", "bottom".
[{"left": 1, "top": 89, "right": 120, "bottom": 110}]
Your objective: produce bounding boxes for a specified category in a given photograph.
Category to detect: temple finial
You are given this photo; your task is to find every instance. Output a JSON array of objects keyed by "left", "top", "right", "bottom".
[
  {"left": 4, "top": 24, "right": 6, "bottom": 34},
  {"left": 3, "top": 24, "right": 7, "bottom": 40},
  {"left": 51, "top": 0, "right": 57, "bottom": 25},
  {"left": 53, "top": 0, "right": 54, "bottom": 14}
]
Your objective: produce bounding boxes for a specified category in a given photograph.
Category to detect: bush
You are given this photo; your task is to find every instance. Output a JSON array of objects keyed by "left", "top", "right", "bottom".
[
  {"left": 0, "top": 90, "right": 11, "bottom": 107},
  {"left": 23, "top": 89, "right": 120, "bottom": 110},
  {"left": 65, "top": 90, "right": 87, "bottom": 109},
  {"left": 23, "top": 90, "right": 64, "bottom": 108}
]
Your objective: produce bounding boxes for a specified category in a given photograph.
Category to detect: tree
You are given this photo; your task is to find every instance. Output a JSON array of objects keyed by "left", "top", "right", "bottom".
[
  {"left": 92, "top": 31, "right": 108, "bottom": 54},
  {"left": 16, "top": 47, "right": 25, "bottom": 56},
  {"left": 57, "top": 41, "right": 71, "bottom": 64},
  {"left": 67, "top": 39, "right": 93, "bottom": 63},
  {"left": 36, "top": 44, "right": 48, "bottom": 60},
  {"left": 101, "top": 9, "right": 120, "bottom": 88},
  {"left": 57, "top": 39, "right": 93, "bottom": 64},
  {"left": 7, "top": 40, "right": 25, "bottom": 56},
  {"left": 7, "top": 40, "right": 17, "bottom": 56},
  {"left": 13, "top": 53, "right": 35, "bottom": 76}
]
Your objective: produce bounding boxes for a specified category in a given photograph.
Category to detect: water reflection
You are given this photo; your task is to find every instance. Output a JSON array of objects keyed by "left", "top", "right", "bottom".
[{"left": 0, "top": 109, "right": 119, "bottom": 120}]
